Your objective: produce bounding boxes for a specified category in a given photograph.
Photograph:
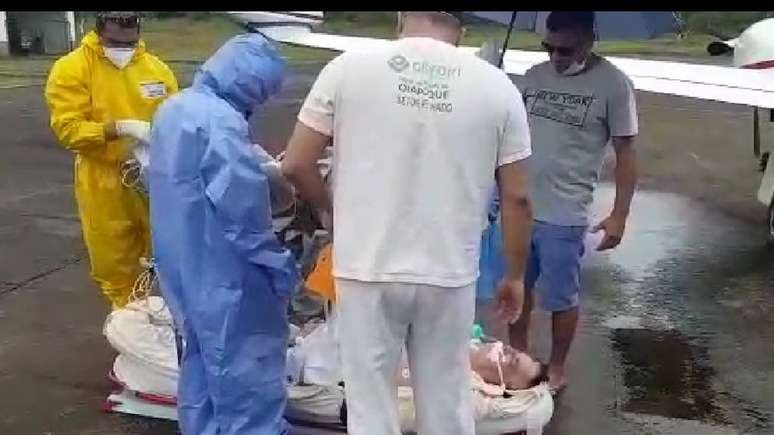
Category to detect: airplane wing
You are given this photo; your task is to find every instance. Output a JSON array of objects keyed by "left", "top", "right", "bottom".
[
  {"left": 231, "top": 12, "right": 774, "bottom": 110},
  {"left": 500, "top": 50, "right": 774, "bottom": 109}
]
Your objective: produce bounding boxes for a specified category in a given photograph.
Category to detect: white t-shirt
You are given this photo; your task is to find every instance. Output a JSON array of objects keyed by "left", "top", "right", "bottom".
[{"left": 298, "top": 37, "right": 531, "bottom": 287}]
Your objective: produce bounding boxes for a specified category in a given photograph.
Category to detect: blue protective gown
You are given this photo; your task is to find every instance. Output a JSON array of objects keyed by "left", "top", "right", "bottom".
[
  {"left": 147, "top": 33, "right": 298, "bottom": 435},
  {"left": 476, "top": 190, "right": 505, "bottom": 301}
]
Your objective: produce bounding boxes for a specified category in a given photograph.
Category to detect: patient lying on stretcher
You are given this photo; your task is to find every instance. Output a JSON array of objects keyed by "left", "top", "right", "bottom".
[
  {"left": 299, "top": 235, "right": 550, "bottom": 394},
  {"left": 395, "top": 341, "right": 549, "bottom": 392}
]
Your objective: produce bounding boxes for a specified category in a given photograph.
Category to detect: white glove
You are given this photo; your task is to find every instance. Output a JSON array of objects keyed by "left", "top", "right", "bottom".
[
  {"left": 116, "top": 120, "right": 151, "bottom": 145},
  {"left": 251, "top": 144, "right": 296, "bottom": 215},
  {"left": 132, "top": 144, "right": 150, "bottom": 169}
]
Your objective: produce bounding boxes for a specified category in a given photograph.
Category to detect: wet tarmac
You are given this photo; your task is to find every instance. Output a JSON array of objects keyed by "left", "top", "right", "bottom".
[
  {"left": 1, "top": 61, "right": 773, "bottom": 434},
  {"left": 542, "top": 185, "right": 774, "bottom": 434}
]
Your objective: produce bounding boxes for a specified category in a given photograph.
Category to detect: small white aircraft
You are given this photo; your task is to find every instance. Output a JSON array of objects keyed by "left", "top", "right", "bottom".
[
  {"left": 229, "top": 12, "right": 774, "bottom": 242},
  {"left": 706, "top": 18, "right": 774, "bottom": 242}
]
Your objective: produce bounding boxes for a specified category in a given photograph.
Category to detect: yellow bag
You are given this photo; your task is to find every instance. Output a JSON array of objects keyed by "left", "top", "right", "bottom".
[{"left": 305, "top": 243, "right": 335, "bottom": 301}]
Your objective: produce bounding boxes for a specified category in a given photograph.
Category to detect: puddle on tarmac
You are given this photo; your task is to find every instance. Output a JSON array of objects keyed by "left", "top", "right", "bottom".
[{"left": 611, "top": 328, "right": 729, "bottom": 425}]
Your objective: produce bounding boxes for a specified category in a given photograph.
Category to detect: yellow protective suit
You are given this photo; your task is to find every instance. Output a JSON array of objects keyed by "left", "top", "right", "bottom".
[{"left": 45, "top": 31, "right": 178, "bottom": 308}]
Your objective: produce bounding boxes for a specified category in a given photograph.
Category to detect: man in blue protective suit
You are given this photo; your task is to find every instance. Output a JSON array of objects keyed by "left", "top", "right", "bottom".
[{"left": 147, "top": 33, "right": 298, "bottom": 435}]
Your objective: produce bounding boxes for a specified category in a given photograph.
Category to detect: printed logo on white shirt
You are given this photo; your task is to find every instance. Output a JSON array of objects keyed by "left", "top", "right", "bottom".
[
  {"left": 389, "top": 54, "right": 462, "bottom": 114},
  {"left": 387, "top": 54, "right": 462, "bottom": 80},
  {"left": 388, "top": 54, "right": 410, "bottom": 73}
]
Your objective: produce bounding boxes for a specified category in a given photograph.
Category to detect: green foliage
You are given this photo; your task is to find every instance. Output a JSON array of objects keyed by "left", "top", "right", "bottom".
[
  {"left": 145, "top": 12, "right": 186, "bottom": 20},
  {"left": 679, "top": 11, "right": 773, "bottom": 37},
  {"left": 142, "top": 12, "right": 212, "bottom": 21},
  {"left": 325, "top": 11, "right": 397, "bottom": 25},
  {"left": 324, "top": 11, "right": 773, "bottom": 39},
  {"left": 190, "top": 12, "right": 213, "bottom": 22}
]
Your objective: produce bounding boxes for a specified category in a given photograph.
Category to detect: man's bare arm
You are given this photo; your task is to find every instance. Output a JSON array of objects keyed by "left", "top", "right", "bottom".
[
  {"left": 592, "top": 135, "right": 637, "bottom": 250},
  {"left": 281, "top": 122, "right": 333, "bottom": 215},
  {"left": 611, "top": 136, "right": 637, "bottom": 219},
  {"left": 494, "top": 160, "right": 532, "bottom": 323},
  {"left": 497, "top": 160, "right": 532, "bottom": 280}
]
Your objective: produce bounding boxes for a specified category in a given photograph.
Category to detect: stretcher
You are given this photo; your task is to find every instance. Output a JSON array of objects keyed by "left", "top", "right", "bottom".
[{"left": 103, "top": 297, "right": 554, "bottom": 434}]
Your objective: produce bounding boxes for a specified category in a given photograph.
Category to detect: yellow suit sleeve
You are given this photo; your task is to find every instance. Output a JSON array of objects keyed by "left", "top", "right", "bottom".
[{"left": 44, "top": 57, "right": 106, "bottom": 152}]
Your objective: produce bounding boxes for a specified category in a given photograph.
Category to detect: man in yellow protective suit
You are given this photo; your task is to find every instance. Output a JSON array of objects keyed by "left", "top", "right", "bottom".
[{"left": 45, "top": 12, "right": 178, "bottom": 309}]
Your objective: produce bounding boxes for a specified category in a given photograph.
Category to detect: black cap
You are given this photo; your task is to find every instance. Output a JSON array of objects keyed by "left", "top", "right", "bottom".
[
  {"left": 546, "top": 11, "right": 595, "bottom": 33},
  {"left": 97, "top": 11, "right": 142, "bottom": 19},
  {"left": 96, "top": 11, "right": 142, "bottom": 28}
]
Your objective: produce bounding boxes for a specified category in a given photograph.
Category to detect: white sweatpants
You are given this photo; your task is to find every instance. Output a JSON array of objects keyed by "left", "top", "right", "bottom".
[{"left": 335, "top": 278, "right": 476, "bottom": 435}]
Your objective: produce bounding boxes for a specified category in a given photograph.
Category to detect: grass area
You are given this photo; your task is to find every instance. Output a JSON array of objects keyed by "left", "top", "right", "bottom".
[
  {"left": 680, "top": 11, "right": 773, "bottom": 36},
  {"left": 0, "top": 75, "right": 44, "bottom": 88},
  {"left": 0, "top": 58, "right": 53, "bottom": 77},
  {"left": 320, "top": 14, "right": 718, "bottom": 59},
  {"left": 141, "top": 15, "right": 243, "bottom": 61},
  {"left": 0, "top": 13, "right": 333, "bottom": 88},
  {"left": 0, "top": 11, "right": 756, "bottom": 88},
  {"left": 0, "top": 57, "right": 54, "bottom": 87},
  {"left": 78, "top": 13, "right": 333, "bottom": 64}
]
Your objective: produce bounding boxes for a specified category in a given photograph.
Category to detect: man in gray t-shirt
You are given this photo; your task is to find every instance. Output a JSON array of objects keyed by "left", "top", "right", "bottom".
[{"left": 509, "top": 11, "right": 639, "bottom": 392}]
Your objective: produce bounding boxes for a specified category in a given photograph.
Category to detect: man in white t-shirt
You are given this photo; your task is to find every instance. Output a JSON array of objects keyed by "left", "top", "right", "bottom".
[{"left": 281, "top": 11, "right": 533, "bottom": 435}]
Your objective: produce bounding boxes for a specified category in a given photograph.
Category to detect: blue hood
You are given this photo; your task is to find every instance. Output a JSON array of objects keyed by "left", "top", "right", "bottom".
[{"left": 193, "top": 33, "right": 286, "bottom": 114}]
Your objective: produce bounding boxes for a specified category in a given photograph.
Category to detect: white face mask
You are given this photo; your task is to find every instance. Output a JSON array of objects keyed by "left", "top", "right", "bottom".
[
  {"left": 560, "top": 59, "right": 587, "bottom": 76},
  {"left": 104, "top": 47, "right": 135, "bottom": 69}
]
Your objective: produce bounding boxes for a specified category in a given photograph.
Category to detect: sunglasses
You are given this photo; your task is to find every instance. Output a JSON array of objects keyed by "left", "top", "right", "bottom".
[{"left": 541, "top": 41, "right": 576, "bottom": 57}]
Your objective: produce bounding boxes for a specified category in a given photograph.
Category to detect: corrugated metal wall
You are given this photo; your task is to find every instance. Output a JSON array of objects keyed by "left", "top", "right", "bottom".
[{"left": 6, "top": 12, "right": 72, "bottom": 55}]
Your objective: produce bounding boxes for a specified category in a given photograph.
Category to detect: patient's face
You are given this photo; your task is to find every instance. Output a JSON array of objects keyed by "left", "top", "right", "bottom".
[
  {"left": 469, "top": 343, "right": 542, "bottom": 390},
  {"left": 501, "top": 346, "right": 542, "bottom": 390}
]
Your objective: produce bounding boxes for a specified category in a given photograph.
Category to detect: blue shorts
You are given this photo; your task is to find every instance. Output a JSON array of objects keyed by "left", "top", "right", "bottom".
[{"left": 525, "top": 221, "right": 587, "bottom": 312}]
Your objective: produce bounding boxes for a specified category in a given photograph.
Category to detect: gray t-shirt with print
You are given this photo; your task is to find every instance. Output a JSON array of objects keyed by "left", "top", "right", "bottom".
[{"left": 519, "top": 56, "right": 638, "bottom": 226}]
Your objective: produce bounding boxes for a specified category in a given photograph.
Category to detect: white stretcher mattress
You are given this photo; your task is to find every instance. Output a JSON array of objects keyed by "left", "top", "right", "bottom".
[{"left": 104, "top": 298, "right": 553, "bottom": 434}]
